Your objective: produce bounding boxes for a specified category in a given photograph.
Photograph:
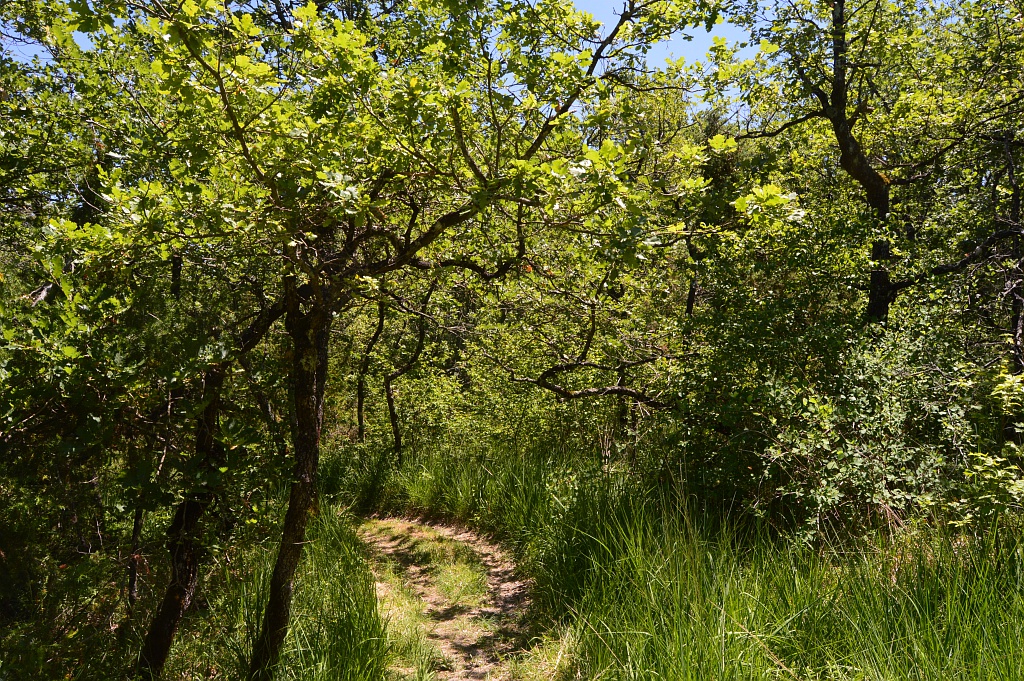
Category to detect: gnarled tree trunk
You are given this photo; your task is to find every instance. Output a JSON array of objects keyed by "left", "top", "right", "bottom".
[
  {"left": 136, "top": 368, "right": 225, "bottom": 679},
  {"left": 247, "top": 295, "right": 331, "bottom": 681},
  {"left": 803, "top": 0, "right": 894, "bottom": 323}
]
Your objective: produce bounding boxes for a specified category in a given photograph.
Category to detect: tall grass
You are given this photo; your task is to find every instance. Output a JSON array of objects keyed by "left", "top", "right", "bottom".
[
  {"left": 162, "top": 505, "right": 388, "bottom": 680},
  {"left": 324, "top": 436, "right": 1024, "bottom": 680},
  {"left": 570, "top": 511, "right": 1024, "bottom": 680}
]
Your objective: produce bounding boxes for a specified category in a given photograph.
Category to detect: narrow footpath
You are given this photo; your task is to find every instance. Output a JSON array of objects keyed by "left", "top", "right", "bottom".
[{"left": 358, "top": 518, "right": 532, "bottom": 681}]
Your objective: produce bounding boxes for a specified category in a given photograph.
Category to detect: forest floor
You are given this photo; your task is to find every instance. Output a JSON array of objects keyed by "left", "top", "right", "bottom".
[{"left": 358, "top": 517, "right": 547, "bottom": 681}]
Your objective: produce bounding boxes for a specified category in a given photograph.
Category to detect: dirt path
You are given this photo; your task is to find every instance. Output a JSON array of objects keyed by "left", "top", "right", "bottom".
[{"left": 359, "top": 517, "right": 532, "bottom": 681}]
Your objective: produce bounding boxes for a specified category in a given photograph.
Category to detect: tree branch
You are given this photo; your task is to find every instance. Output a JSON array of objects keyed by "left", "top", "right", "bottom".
[{"left": 738, "top": 110, "right": 824, "bottom": 139}]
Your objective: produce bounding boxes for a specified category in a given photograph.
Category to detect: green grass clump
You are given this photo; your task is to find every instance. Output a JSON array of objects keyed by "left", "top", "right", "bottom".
[
  {"left": 434, "top": 560, "right": 488, "bottom": 608},
  {"left": 370, "top": 555, "right": 449, "bottom": 681},
  {"left": 280, "top": 511, "right": 390, "bottom": 680}
]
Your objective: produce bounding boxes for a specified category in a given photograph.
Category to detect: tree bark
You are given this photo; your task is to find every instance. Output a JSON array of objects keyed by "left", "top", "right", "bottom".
[
  {"left": 865, "top": 240, "right": 894, "bottom": 323},
  {"left": 685, "top": 275, "right": 697, "bottom": 317},
  {"left": 802, "top": 0, "right": 894, "bottom": 322},
  {"left": 127, "top": 503, "right": 145, "bottom": 611},
  {"left": 1004, "top": 133, "right": 1023, "bottom": 444},
  {"left": 830, "top": 115, "right": 892, "bottom": 322},
  {"left": 247, "top": 297, "right": 331, "bottom": 681},
  {"left": 136, "top": 368, "right": 225, "bottom": 679},
  {"left": 383, "top": 285, "right": 433, "bottom": 466},
  {"left": 135, "top": 300, "right": 284, "bottom": 677},
  {"left": 1007, "top": 133, "right": 1022, "bottom": 372},
  {"left": 384, "top": 374, "right": 402, "bottom": 464},
  {"left": 357, "top": 301, "right": 386, "bottom": 442}
]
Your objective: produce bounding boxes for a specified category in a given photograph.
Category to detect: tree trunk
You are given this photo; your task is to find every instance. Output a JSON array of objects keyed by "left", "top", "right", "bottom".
[
  {"left": 247, "top": 300, "right": 330, "bottom": 681},
  {"left": 815, "top": 0, "right": 895, "bottom": 323},
  {"left": 1008, "top": 134, "right": 1022, "bottom": 371},
  {"left": 384, "top": 375, "right": 402, "bottom": 465},
  {"left": 866, "top": 240, "right": 894, "bottom": 323},
  {"left": 137, "top": 368, "right": 225, "bottom": 679},
  {"left": 381, "top": 283, "right": 434, "bottom": 467},
  {"left": 357, "top": 301, "right": 386, "bottom": 442},
  {"left": 127, "top": 503, "right": 145, "bottom": 611},
  {"left": 1004, "top": 133, "right": 1022, "bottom": 444},
  {"left": 828, "top": 115, "right": 893, "bottom": 324}
]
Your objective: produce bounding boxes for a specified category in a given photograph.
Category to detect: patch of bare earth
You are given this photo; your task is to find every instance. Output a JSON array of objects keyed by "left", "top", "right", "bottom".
[{"left": 359, "top": 517, "right": 532, "bottom": 681}]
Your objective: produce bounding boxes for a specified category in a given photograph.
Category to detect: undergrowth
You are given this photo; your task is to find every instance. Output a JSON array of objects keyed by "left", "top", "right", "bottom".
[
  {"left": 165, "top": 505, "right": 389, "bottom": 680},
  {"left": 0, "top": 502, "right": 387, "bottom": 681}
]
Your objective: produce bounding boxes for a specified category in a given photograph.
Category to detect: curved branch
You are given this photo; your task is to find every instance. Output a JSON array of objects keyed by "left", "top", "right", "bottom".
[
  {"left": 738, "top": 110, "right": 824, "bottom": 140},
  {"left": 519, "top": 5, "right": 634, "bottom": 161},
  {"left": 431, "top": 205, "right": 528, "bottom": 281},
  {"left": 513, "top": 374, "right": 667, "bottom": 408},
  {"left": 889, "top": 228, "right": 1024, "bottom": 295},
  {"left": 384, "top": 280, "right": 438, "bottom": 462},
  {"left": 485, "top": 348, "right": 668, "bottom": 409},
  {"left": 452, "top": 103, "right": 488, "bottom": 184},
  {"left": 175, "top": 25, "right": 269, "bottom": 189}
]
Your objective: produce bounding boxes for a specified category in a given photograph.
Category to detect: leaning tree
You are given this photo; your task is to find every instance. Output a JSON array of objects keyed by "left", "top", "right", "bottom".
[{"left": 33, "top": 0, "right": 727, "bottom": 676}]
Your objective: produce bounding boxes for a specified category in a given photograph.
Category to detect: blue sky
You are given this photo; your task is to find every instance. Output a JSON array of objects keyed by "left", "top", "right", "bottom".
[
  {"left": 4, "top": 1, "right": 748, "bottom": 65},
  {"left": 572, "top": 0, "right": 748, "bottom": 65}
]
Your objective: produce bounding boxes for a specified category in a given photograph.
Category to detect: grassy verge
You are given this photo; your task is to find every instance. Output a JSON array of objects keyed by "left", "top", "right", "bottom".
[
  {"left": 324, "top": 439, "right": 1024, "bottom": 680},
  {"left": 0, "top": 494, "right": 388, "bottom": 681},
  {"left": 162, "top": 505, "right": 388, "bottom": 680}
]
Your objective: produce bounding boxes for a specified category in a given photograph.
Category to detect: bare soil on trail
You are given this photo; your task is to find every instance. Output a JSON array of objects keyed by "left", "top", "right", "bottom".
[{"left": 359, "top": 517, "right": 532, "bottom": 681}]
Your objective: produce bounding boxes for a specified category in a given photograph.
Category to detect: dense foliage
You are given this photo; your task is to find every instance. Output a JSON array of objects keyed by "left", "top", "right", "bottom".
[{"left": 2, "top": 0, "right": 1024, "bottom": 678}]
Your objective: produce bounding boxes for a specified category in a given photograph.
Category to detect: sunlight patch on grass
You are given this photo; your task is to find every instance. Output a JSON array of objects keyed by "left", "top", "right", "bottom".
[
  {"left": 434, "top": 559, "right": 488, "bottom": 608},
  {"left": 372, "top": 558, "right": 450, "bottom": 680},
  {"left": 506, "top": 628, "right": 577, "bottom": 681}
]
